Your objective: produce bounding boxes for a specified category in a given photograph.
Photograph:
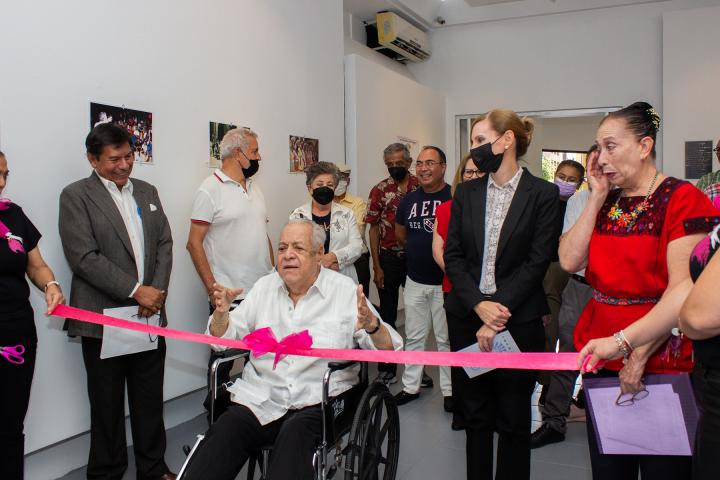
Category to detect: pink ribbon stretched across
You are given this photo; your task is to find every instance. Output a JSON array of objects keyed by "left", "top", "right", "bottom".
[
  {"left": 52, "top": 305, "right": 582, "bottom": 371},
  {"left": 1, "top": 345, "right": 25, "bottom": 365},
  {"left": 0, "top": 199, "right": 25, "bottom": 253},
  {"left": 243, "top": 327, "right": 313, "bottom": 368}
]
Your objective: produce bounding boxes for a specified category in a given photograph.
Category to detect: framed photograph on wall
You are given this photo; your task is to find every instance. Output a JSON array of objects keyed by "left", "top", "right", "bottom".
[
  {"left": 90, "top": 102, "right": 153, "bottom": 164},
  {"left": 208, "top": 121, "right": 238, "bottom": 168},
  {"left": 289, "top": 135, "right": 319, "bottom": 173}
]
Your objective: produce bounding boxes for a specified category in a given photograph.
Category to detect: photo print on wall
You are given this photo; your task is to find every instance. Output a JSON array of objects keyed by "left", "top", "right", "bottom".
[
  {"left": 289, "top": 135, "right": 319, "bottom": 173},
  {"left": 209, "top": 121, "right": 238, "bottom": 168},
  {"left": 90, "top": 102, "right": 153, "bottom": 164}
]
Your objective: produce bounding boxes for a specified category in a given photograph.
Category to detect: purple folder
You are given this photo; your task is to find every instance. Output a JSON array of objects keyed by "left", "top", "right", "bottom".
[{"left": 584, "top": 373, "right": 699, "bottom": 456}]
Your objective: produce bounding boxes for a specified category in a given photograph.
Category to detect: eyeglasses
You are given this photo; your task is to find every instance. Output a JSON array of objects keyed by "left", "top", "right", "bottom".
[
  {"left": 615, "top": 387, "right": 649, "bottom": 406},
  {"left": 463, "top": 169, "right": 482, "bottom": 179},
  {"left": 415, "top": 160, "right": 444, "bottom": 168},
  {"left": 713, "top": 146, "right": 720, "bottom": 153}
]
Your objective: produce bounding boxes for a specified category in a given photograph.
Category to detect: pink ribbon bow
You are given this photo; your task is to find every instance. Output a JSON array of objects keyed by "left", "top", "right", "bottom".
[
  {"left": 242, "top": 327, "right": 313, "bottom": 369},
  {"left": 1, "top": 345, "right": 25, "bottom": 365}
]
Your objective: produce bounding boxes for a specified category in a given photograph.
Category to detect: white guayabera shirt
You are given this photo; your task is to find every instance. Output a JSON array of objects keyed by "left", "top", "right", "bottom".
[{"left": 207, "top": 267, "right": 403, "bottom": 425}]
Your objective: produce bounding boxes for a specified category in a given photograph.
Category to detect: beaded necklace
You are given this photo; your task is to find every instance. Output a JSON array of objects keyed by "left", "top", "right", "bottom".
[{"left": 607, "top": 171, "right": 660, "bottom": 229}]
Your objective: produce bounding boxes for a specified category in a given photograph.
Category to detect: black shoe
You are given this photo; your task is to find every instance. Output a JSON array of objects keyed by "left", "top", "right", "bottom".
[
  {"left": 451, "top": 420, "right": 463, "bottom": 431},
  {"left": 376, "top": 371, "right": 398, "bottom": 386},
  {"left": 531, "top": 423, "right": 565, "bottom": 449},
  {"left": 394, "top": 391, "right": 420, "bottom": 405},
  {"left": 421, "top": 372, "right": 434, "bottom": 389},
  {"left": 443, "top": 396, "right": 454, "bottom": 413}
]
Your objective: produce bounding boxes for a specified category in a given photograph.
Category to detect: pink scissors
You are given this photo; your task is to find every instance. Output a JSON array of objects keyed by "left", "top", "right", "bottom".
[{"left": 1, "top": 345, "right": 25, "bottom": 365}]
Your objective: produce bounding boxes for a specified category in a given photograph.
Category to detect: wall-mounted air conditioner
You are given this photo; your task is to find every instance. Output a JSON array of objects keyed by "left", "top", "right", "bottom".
[{"left": 366, "top": 11, "right": 431, "bottom": 63}]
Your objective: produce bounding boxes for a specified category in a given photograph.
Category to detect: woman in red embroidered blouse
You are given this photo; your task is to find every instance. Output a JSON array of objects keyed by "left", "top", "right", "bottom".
[{"left": 561, "top": 103, "right": 719, "bottom": 480}]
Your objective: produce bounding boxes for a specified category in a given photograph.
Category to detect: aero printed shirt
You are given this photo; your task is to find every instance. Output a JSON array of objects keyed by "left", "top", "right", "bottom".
[{"left": 479, "top": 168, "right": 523, "bottom": 294}]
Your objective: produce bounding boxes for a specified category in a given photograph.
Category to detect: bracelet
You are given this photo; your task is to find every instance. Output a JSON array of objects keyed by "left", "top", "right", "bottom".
[
  {"left": 44, "top": 280, "right": 60, "bottom": 292},
  {"left": 613, "top": 330, "right": 633, "bottom": 358},
  {"left": 365, "top": 318, "right": 381, "bottom": 335}
]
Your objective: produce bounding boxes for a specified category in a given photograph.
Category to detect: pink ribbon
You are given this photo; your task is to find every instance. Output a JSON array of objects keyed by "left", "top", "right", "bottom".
[
  {"left": 1, "top": 345, "right": 25, "bottom": 365},
  {"left": 243, "top": 327, "right": 313, "bottom": 368},
  {"left": 0, "top": 199, "right": 25, "bottom": 254},
  {"left": 52, "top": 305, "right": 581, "bottom": 371}
]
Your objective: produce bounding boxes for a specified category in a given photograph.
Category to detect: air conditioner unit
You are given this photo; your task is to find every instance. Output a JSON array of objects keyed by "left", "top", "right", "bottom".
[{"left": 374, "top": 12, "right": 431, "bottom": 63}]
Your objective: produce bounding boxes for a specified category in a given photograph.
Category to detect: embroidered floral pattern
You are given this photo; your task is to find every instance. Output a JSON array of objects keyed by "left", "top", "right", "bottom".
[{"left": 592, "top": 289, "right": 659, "bottom": 306}]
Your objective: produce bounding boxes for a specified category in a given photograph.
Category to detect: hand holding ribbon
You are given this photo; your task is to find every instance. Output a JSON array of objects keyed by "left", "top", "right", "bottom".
[
  {"left": 242, "top": 327, "right": 313, "bottom": 369},
  {"left": 1, "top": 345, "right": 25, "bottom": 365}
]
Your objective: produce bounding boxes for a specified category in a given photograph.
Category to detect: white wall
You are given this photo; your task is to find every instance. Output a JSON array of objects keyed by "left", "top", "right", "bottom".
[
  {"left": 662, "top": 5, "right": 720, "bottom": 180},
  {"left": 344, "top": 53, "right": 446, "bottom": 302},
  {"left": 0, "top": 0, "right": 344, "bottom": 472},
  {"left": 408, "top": 0, "right": 720, "bottom": 171}
]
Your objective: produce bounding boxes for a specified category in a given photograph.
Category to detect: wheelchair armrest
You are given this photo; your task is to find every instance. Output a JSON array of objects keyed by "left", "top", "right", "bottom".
[{"left": 327, "top": 360, "right": 360, "bottom": 372}]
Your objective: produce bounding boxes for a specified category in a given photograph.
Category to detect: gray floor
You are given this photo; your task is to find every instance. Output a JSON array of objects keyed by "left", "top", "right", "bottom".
[{"left": 58, "top": 367, "right": 591, "bottom": 480}]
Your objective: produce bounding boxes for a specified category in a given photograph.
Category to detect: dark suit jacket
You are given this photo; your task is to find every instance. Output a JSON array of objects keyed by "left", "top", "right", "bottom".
[
  {"left": 59, "top": 173, "right": 173, "bottom": 338},
  {"left": 443, "top": 168, "right": 559, "bottom": 347}
]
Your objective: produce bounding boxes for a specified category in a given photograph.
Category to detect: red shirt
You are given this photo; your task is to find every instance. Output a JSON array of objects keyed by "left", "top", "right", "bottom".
[
  {"left": 364, "top": 175, "right": 419, "bottom": 252},
  {"left": 435, "top": 199, "right": 453, "bottom": 293},
  {"left": 574, "top": 178, "right": 720, "bottom": 373}
]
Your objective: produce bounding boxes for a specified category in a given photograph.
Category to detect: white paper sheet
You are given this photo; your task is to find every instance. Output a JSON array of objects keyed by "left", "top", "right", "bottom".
[
  {"left": 100, "top": 306, "right": 160, "bottom": 359},
  {"left": 459, "top": 331, "right": 520, "bottom": 378},
  {"left": 589, "top": 384, "right": 691, "bottom": 456}
]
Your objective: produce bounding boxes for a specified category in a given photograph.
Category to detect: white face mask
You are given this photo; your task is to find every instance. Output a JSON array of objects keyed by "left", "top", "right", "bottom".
[{"left": 335, "top": 179, "right": 348, "bottom": 196}]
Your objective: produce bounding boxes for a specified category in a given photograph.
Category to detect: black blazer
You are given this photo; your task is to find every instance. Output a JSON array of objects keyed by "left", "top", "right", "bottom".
[{"left": 444, "top": 168, "right": 559, "bottom": 344}]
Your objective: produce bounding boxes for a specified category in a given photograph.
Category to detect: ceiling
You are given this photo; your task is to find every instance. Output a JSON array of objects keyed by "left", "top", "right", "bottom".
[{"left": 343, "top": 0, "right": 668, "bottom": 29}]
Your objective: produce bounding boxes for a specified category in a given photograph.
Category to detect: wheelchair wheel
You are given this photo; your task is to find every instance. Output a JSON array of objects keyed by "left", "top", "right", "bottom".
[{"left": 343, "top": 381, "right": 399, "bottom": 480}]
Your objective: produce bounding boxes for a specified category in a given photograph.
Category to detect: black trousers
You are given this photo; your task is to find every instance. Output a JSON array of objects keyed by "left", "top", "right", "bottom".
[
  {"left": 583, "top": 370, "right": 691, "bottom": 480},
  {"left": 81, "top": 336, "right": 169, "bottom": 480},
  {"left": 447, "top": 314, "right": 544, "bottom": 480},
  {"left": 182, "top": 404, "right": 323, "bottom": 480},
  {"left": 693, "top": 364, "right": 720, "bottom": 480},
  {"left": 354, "top": 252, "right": 371, "bottom": 300},
  {"left": 377, "top": 250, "right": 406, "bottom": 375},
  {"left": 0, "top": 307, "right": 37, "bottom": 480}
]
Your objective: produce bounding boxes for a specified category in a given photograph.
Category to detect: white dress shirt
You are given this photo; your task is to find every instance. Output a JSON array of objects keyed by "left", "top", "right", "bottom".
[
  {"left": 289, "top": 202, "right": 364, "bottom": 282},
  {"left": 479, "top": 168, "right": 523, "bottom": 294},
  {"left": 207, "top": 267, "right": 403, "bottom": 425},
  {"left": 562, "top": 189, "right": 590, "bottom": 277},
  {"left": 95, "top": 171, "right": 144, "bottom": 295}
]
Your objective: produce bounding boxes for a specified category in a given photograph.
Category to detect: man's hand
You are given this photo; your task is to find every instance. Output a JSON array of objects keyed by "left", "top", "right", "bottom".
[
  {"left": 355, "top": 285, "right": 377, "bottom": 332},
  {"left": 211, "top": 283, "right": 244, "bottom": 317},
  {"left": 137, "top": 306, "right": 155, "bottom": 318},
  {"left": 373, "top": 265, "right": 385, "bottom": 290},
  {"left": 473, "top": 301, "right": 510, "bottom": 332},
  {"left": 133, "top": 286, "right": 166, "bottom": 311},
  {"left": 476, "top": 324, "right": 497, "bottom": 352}
]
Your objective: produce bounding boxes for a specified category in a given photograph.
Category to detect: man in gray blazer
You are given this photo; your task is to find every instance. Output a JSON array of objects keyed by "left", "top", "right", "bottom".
[{"left": 59, "top": 123, "right": 176, "bottom": 480}]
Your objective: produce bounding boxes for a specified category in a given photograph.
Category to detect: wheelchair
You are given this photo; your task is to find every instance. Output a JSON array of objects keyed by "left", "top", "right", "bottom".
[{"left": 178, "top": 350, "right": 400, "bottom": 480}]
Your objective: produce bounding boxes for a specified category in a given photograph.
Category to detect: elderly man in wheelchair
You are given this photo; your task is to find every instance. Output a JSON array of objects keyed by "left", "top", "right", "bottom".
[{"left": 180, "top": 219, "right": 403, "bottom": 480}]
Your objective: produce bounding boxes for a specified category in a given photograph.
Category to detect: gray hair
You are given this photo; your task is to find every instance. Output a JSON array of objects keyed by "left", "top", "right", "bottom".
[
  {"left": 220, "top": 127, "right": 258, "bottom": 160},
  {"left": 285, "top": 219, "right": 327, "bottom": 253},
  {"left": 304, "top": 161, "right": 340, "bottom": 187},
  {"left": 383, "top": 142, "right": 411, "bottom": 162}
]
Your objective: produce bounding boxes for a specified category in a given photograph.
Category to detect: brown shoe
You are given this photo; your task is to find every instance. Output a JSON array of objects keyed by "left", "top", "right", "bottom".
[{"left": 158, "top": 473, "right": 177, "bottom": 480}]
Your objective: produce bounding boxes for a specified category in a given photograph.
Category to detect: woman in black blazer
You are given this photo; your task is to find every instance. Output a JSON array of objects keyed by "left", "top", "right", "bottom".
[{"left": 444, "top": 109, "right": 559, "bottom": 480}]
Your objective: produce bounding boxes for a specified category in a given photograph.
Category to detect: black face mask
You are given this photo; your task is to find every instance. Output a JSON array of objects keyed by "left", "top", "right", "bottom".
[
  {"left": 470, "top": 140, "right": 504, "bottom": 173},
  {"left": 242, "top": 159, "right": 260, "bottom": 178},
  {"left": 312, "top": 186, "right": 335, "bottom": 205},
  {"left": 388, "top": 166, "right": 408, "bottom": 182}
]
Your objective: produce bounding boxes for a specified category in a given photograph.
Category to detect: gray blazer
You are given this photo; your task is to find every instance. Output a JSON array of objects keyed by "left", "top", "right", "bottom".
[{"left": 59, "top": 173, "right": 173, "bottom": 338}]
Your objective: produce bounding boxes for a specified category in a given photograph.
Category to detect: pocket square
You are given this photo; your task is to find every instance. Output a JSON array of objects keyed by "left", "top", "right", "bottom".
[{"left": 149, "top": 203, "right": 158, "bottom": 212}]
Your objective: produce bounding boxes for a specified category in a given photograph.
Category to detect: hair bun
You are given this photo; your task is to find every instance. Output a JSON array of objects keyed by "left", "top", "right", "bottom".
[{"left": 521, "top": 116, "right": 535, "bottom": 143}]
